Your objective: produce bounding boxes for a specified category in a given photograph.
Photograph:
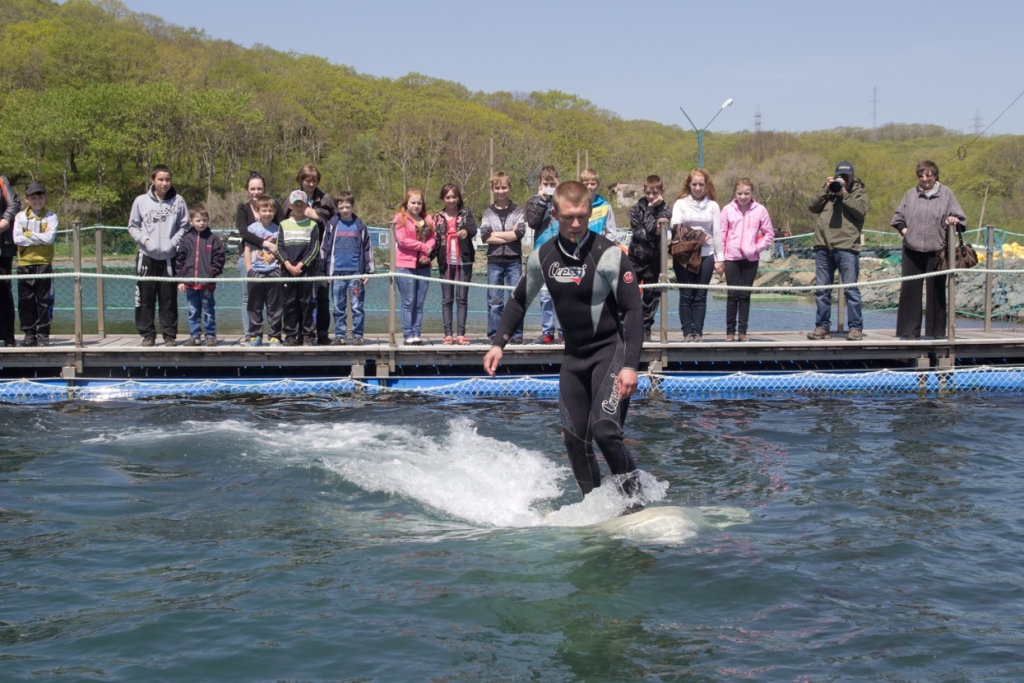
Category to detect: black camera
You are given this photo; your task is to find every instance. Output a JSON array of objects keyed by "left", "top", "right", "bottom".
[{"left": 827, "top": 177, "right": 847, "bottom": 193}]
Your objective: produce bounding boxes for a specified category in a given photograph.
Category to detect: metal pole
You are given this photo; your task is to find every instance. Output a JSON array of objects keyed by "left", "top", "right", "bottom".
[
  {"left": 389, "top": 222, "right": 397, "bottom": 347},
  {"left": 489, "top": 135, "right": 494, "bottom": 205},
  {"left": 94, "top": 226, "right": 106, "bottom": 338},
  {"left": 697, "top": 131, "right": 704, "bottom": 168},
  {"left": 984, "top": 225, "right": 994, "bottom": 332},
  {"left": 946, "top": 222, "right": 956, "bottom": 342},
  {"left": 585, "top": 149, "right": 589, "bottom": 170},
  {"left": 576, "top": 150, "right": 580, "bottom": 180},
  {"left": 73, "top": 221, "right": 83, "bottom": 348}
]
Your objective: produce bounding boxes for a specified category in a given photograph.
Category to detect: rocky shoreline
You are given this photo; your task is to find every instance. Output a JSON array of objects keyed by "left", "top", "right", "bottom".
[{"left": 751, "top": 254, "right": 1024, "bottom": 320}]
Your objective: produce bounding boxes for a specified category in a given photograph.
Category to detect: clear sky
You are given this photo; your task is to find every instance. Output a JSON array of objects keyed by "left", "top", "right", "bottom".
[{"left": 113, "top": 0, "right": 1024, "bottom": 135}]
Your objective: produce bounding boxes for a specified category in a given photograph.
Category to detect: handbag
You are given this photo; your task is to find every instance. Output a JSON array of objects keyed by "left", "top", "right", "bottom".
[
  {"left": 670, "top": 226, "right": 710, "bottom": 273},
  {"left": 937, "top": 231, "right": 979, "bottom": 270}
]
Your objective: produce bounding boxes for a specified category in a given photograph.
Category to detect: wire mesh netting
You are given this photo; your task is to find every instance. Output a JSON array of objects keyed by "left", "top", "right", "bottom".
[{"left": 4, "top": 366, "right": 1024, "bottom": 403}]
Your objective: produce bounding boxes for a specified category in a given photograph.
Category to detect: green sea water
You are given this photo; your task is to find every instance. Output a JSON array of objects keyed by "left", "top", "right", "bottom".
[{"left": 2, "top": 393, "right": 1023, "bottom": 681}]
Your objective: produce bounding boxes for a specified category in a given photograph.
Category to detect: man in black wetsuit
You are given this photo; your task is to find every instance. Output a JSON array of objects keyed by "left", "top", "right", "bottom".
[{"left": 484, "top": 181, "right": 644, "bottom": 502}]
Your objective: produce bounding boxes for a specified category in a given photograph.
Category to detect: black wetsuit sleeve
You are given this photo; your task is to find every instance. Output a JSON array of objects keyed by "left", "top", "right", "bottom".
[{"left": 615, "top": 251, "right": 644, "bottom": 370}]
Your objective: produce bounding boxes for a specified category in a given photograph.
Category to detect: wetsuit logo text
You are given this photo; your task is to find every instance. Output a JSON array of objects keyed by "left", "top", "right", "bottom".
[
  {"left": 549, "top": 262, "right": 587, "bottom": 285},
  {"left": 601, "top": 373, "right": 620, "bottom": 415}
]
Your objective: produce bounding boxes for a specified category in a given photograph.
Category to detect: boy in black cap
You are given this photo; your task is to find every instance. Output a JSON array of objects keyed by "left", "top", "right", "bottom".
[
  {"left": 12, "top": 181, "right": 58, "bottom": 346},
  {"left": 807, "top": 161, "right": 869, "bottom": 341}
]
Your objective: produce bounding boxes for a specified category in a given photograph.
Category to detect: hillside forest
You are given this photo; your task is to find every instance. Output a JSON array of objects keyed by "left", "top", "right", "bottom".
[{"left": 2, "top": 0, "right": 1023, "bottom": 233}]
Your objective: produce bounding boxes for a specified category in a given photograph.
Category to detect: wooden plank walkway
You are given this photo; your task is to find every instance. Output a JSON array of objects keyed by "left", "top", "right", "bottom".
[{"left": 4, "top": 328, "right": 1024, "bottom": 376}]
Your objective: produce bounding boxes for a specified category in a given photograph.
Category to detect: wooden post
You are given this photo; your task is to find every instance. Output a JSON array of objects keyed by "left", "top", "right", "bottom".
[
  {"left": 659, "top": 218, "right": 669, "bottom": 350},
  {"left": 576, "top": 150, "right": 580, "bottom": 180},
  {"left": 984, "top": 225, "right": 994, "bottom": 332},
  {"left": 837, "top": 274, "right": 845, "bottom": 333},
  {"left": 94, "top": 226, "right": 106, "bottom": 338},
  {"left": 585, "top": 149, "right": 589, "bottom": 170},
  {"left": 73, "top": 222, "right": 84, "bottom": 348},
  {"left": 946, "top": 222, "right": 956, "bottom": 342},
  {"left": 389, "top": 221, "right": 397, "bottom": 348}
]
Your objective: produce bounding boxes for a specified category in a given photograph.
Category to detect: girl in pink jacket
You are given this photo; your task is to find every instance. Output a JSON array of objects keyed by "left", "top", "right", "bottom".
[
  {"left": 393, "top": 189, "right": 436, "bottom": 344},
  {"left": 719, "top": 178, "right": 773, "bottom": 341}
]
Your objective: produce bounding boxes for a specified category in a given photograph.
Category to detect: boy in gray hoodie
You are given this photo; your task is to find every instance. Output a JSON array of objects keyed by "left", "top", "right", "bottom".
[{"left": 128, "top": 164, "right": 189, "bottom": 346}]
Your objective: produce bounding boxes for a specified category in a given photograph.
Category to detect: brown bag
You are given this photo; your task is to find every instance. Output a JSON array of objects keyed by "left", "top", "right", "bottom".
[
  {"left": 670, "top": 227, "right": 710, "bottom": 273},
  {"left": 937, "top": 231, "right": 979, "bottom": 270}
]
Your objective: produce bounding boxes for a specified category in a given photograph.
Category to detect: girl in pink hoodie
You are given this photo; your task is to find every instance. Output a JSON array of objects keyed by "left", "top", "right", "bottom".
[{"left": 719, "top": 178, "right": 773, "bottom": 341}]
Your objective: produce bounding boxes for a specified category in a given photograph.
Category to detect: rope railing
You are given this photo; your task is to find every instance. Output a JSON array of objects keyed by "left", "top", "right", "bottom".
[{"left": 3, "top": 222, "right": 1021, "bottom": 345}]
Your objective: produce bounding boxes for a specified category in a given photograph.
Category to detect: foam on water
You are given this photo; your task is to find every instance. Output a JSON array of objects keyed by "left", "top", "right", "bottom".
[{"left": 88, "top": 416, "right": 745, "bottom": 541}]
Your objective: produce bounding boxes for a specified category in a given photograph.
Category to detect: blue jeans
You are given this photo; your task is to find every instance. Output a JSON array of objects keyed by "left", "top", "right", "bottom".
[
  {"left": 332, "top": 272, "right": 365, "bottom": 338},
  {"left": 674, "top": 255, "right": 714, "bottom": 335},
  {"left": 185, "top": 288, "right": 216, "bottom": 338},
  {"left": 396, "top": 266, "right": 430, "bottom": 339},
  {"left": 814, "top": 249, "right": 862, "bottom": 330},
  {"left": 487, "top": 261, "right": 522, "bottom": 338},
  {"left": 539, "top": 286, "right": 560, "bottom": 336}
]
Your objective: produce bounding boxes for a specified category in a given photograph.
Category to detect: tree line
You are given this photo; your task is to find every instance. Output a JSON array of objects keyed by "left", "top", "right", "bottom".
[{"left": 2, "top": 0, "right": 1023, "bottom": 233}]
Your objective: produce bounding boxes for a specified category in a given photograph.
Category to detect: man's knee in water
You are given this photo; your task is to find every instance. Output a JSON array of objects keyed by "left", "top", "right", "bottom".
[{"left": 592, "top": 423, "right": 636, "bottom": 476}]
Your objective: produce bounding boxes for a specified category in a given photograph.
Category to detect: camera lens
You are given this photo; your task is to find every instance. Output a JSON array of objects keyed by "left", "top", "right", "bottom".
[{"left": 827, "top": 178, "right": 845, "bottom": 193}]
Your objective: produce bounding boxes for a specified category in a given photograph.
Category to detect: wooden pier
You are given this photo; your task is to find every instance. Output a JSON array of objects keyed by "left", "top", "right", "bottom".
[{"left": 4, "top": 328, "right": 1024, "bottom": 380}]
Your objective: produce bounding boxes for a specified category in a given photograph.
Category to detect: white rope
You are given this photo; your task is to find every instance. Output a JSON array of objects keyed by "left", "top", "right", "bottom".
[{"left": 0, "top": 266, "right": 1008, "bottom": 294}]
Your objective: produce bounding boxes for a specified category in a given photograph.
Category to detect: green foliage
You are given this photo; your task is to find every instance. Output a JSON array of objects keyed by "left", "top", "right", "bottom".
[{"left": 0, "top": 0, "right": 1022, "bottom": 235}]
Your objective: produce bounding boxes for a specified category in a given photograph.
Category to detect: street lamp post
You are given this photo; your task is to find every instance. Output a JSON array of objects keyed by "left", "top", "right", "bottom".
[{"left": 679, "top": 98, "right": 733, "bottom": 168}]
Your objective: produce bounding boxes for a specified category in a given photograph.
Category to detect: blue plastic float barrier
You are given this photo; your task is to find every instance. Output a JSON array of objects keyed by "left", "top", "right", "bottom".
[{"left": 5, "top": 368, "right": 1024, "bottom": 403}]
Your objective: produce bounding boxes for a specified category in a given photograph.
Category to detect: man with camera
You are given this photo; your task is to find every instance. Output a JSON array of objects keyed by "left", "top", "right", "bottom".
[{"left": 807, "top": 161, "right": 869, "bottom": 341}]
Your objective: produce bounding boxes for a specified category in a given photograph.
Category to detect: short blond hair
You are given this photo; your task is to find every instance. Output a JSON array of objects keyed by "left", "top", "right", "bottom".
[
  {"left": 579, "top": 168, "right": 599, "bottom": 184},
  {"left": 490, "top": 171, "right": 511, "bottom": 188}
]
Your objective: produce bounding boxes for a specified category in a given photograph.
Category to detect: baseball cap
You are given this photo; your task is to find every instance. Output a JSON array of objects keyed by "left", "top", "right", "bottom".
[
  {"left": 26, "top": 181, "right": 46, "bottom": 195},
  {"left": 289, "top": 190, "right": 309, "bottom": 205}
]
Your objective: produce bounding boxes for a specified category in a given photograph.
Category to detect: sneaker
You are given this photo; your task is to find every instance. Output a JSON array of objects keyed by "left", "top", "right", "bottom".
[
  {"left": 246, "top": 335, "right": 262, "bottom": 347},
  {"left": 19, "top": 336, "right": 37, "bottom": 347},
  {"left": 268, "top": 337, "right": 282, "bottom": 346},
  {"left": 456, "top": 336, "right": 471, "bottom": 346},
  {"left": 331, "top": 336, "right": 348, "bottom": 346},
  {"left": 404, "top": 337, "right": 416, "bottom": 345},
  {"left": 807, "top": 326, "right": 831, "bottom": 340},
  {"left": 182, "top": 337, "right": 200, "bottom": 347},
  {"left": 205, "top": 336, "right": 217, "bottom": 347},
  {"left": 509, "top": 336, "right": 525, "bottom": 345},
  {"left": 536, "top": 334, "right": 556, "bottom": 345},
  {"left": 442, "top": 336, "right": 454, "bottom": 345},
  {"left": 351, "top": 336, "right": 364, "bottom": 346},
  {"left": 284, "top": 337, "right": 300, "bottom": 346},
  {"left": 847, "top": 328, "right": 863, "bottom": 341},
  {"left": 303, "top": 336, "right": 317, "bottom": 346},
  {"left": 162, "top": 336, "right": 177, "bottom": 347},
  {"left": 411, "top": 337, "right": 424, "bottom": 346},
  {"left": 141, "top": 337, "right": 156, "bottom": 347},
  {"left": 317, "top": 335, "right": 330, "bottom": 346},
  {"left": 35, "top": 335, "right": 49, "bottom": 347},
  {"left": 691, "top": 333, "right": 703, "bottom": 343}
]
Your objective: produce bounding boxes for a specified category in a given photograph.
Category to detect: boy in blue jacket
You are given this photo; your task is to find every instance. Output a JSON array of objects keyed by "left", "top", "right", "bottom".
[
  {"left": 322, "top": 191, "right": 375, "bottom": 345},
  {"left": 175, "top": 206, "right": 225, "bottom": 347}
]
